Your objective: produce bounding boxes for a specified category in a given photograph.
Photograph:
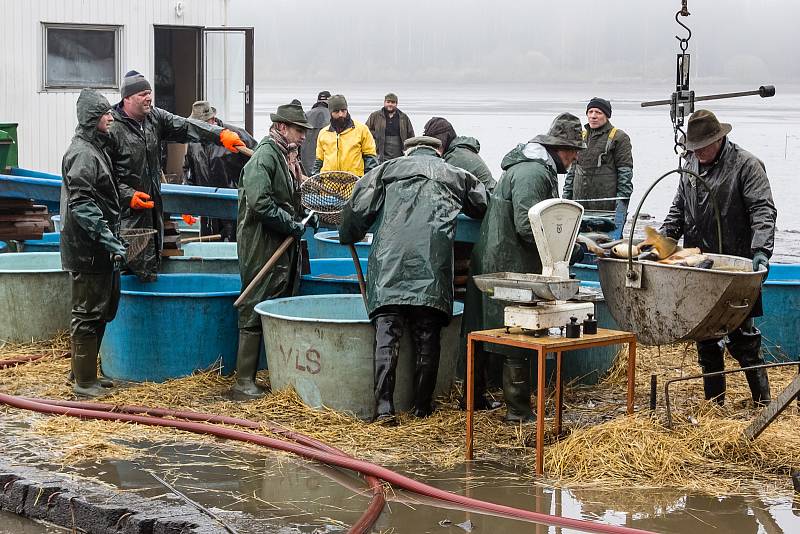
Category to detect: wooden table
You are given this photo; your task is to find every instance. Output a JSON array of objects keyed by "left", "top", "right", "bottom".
[{"left": 465, "top": 327, "right": 637, "bottom": 475}]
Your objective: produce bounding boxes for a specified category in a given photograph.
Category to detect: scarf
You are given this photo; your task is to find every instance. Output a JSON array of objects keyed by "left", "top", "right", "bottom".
[{"left": 269, "top": 124, "right": 305, "bottom": 184}]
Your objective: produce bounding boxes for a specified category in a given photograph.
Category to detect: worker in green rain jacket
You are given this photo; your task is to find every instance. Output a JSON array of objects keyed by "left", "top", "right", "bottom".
[
  {"left": 462, "top": 113, "right": 586, "bottom": 422},
  {"left": 60, "top": 89, "right": 127, "bottom": 397},
  {"left": 339, "top": 136, "right": 487, "bottom": 423},
  {"left": 423, "top": 117, "right": 497, "bottom": 192},
  {"left": 233, "top": 102, "right": 313, "bottom": 397},
  {"left": 108, "top": 70, "right": 246, "bottom": 281}
]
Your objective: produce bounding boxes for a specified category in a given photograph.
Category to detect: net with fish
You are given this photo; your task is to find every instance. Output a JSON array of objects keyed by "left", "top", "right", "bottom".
[
  {"left": 119, "top": 228, "right": 157, "bottom": 261},
  {"left": 300, "top": 171, "right": 360, "bottom": 226}
]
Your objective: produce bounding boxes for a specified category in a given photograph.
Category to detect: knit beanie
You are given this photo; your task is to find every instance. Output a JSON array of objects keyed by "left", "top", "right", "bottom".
[
  {"left": 384, "top": 92, "right": 398, "bottom": 103},
  {"left": 121, "top": 70, "right": 152, "bottom": 99},
  {"left": 422, "top": 117, "right": 457, "bottom": 152},
  {"left": 328, "top": 94, "right": 348, "bottom": 112},
  {"left": 586, "top": 97, "right": 612, "bottom": 118}
]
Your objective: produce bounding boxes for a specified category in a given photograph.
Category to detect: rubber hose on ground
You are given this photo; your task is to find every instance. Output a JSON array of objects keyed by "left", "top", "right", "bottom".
[{"left": 2, "top": 394, "right": 655, "bottom": 534}]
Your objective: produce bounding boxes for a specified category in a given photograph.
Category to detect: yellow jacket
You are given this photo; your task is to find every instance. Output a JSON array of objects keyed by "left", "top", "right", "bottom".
[{"left": 316, "top": 120, "right": 377, "bottom": 176}]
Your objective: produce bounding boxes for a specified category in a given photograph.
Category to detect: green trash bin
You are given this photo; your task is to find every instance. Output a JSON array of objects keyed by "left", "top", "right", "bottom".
[
  {"left": 0, "top": 130, "right": 15, "bottom": 172},
  {"left": 0, "top": 123, "right": 18, "bottom": 169}
]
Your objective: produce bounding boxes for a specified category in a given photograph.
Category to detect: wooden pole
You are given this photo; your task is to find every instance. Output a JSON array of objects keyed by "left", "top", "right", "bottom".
[{"left": 349, "top": 244, "right": 368, "bottom": 308}]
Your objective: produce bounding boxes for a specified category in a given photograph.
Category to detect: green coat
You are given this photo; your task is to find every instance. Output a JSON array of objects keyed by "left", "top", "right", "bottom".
[
  {"left": 444, "top": 136, "right": 497, "bottom": 192},
  {"left": 563, "top": 121, "right": 633, "bottom": 211},
  {"left": 108, "top": 106, "right": 223, "bottom": 277},
  {"left": 236, "top": 137, "right": 303, "bottom": 329},
  {"left": 339, "top": 146, "right": 487, "bottom": 319},
  {"left": 462, "top": 142, "right": 559, "bottom": 339},
  {"left": 60, "top": 90, "right": 125, "bottom": 273}
]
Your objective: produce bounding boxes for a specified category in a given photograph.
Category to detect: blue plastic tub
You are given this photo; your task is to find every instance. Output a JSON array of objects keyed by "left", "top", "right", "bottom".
[
  {"left": 100, "top": 274, "right": 240, "bottom": 382},
  {"left": 20, "top": 232, "right": 60, "bottom": 252},
  {"left": 313, "top": 231, "right": 371, "bottom": 259},
  {"left": 571, "top": 260, "right": 599, "bottom": 283},
  {"left": 758, "top": 264, "right": 800, "bottom": 361},
  {"left": 0, "top": 241, "right": 7, "bottom": 253},
  {"left": 299, "top": 258, "right": 368, "bottom": 295}
]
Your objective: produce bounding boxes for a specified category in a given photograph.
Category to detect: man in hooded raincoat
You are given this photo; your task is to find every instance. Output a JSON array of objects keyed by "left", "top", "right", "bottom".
[
  {"left": 60, "top": 89, "right": 128, "bottom": 397},
  {"left": 339, "top": 136, "right": 487, "bottom": 422},
  {"left": 462, "top": 113, "right": 586, "bottom": 422},
  {"left": 233, "top": 102, "right": 313, "bottom": 397},
  {"left": 661, "top": 109, "right": 776, "bottom": 406},
  {"left": 423, "top": 117, "right": 496, "bottom": 192},
  {"left": 108, "top": 70, "right": 247, "bottom": 281}
]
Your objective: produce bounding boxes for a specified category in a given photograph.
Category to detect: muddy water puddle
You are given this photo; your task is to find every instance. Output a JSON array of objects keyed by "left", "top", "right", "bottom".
[{"left": 2, "top": 414, "right": 798, "bottom": 534}]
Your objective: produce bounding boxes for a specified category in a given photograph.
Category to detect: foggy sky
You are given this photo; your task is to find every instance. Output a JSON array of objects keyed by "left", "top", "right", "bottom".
[{"left": 228, "top": 0, "right": 800, "bottom": 87}]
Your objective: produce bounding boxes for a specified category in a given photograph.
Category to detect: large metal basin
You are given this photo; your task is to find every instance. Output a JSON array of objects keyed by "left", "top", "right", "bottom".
[
  {"left": 598, "top": 254, "right": 766, "bottom": 345},
  {"left": 256, "top": 294, "right": 463, "bottom": 420},
  {"left": 0, "top": 252, "right": 70, "bottom": 341}
]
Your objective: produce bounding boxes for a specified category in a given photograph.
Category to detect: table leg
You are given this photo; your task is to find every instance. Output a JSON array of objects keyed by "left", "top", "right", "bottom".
[
  {"left": 466, "top": 336, "right": 474, "bottom": 460},
  {"left": 555, "top": 351, "right": 563, "bottom": 436},
  {"left": 627, "top": 337, "right": 636, "bottom": 415},
  {"left": 536, "top": 347, "right": 545, "bottom": 476}
]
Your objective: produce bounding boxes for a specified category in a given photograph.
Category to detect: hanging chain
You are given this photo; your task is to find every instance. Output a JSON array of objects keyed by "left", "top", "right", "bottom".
[{"left": 672, "top": 0, "right": 693, "bottom": 157}]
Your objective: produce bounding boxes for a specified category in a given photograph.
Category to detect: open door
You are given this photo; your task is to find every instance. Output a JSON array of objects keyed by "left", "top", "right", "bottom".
[{"left": 203, "top": 27, "right": 254, "bottom": 135}]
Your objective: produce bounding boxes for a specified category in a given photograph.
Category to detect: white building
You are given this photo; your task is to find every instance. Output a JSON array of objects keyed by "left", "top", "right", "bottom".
[{"left": 0, "top": 0, "right": 253, "bottom": 174}]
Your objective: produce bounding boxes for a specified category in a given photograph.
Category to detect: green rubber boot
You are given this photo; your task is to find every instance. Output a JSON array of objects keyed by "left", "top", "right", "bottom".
[
  {"left": 71, "top": 337, "right": 106, "bottom": 398},
  {"left": 503, "top": 357, "right": 535, "bottom": 423},
  {"left": 231, "top": 330, "right": 267, "bottom": 397}
]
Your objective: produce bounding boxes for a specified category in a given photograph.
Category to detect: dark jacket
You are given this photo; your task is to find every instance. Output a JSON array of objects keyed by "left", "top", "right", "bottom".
[
  {"left": 301, "top": 104, "right": 330, "bottom": 174},
  {"left": 339, "top": 145, "right": 487, "bottom": 319},
  {"left": 661, "top": 138, "right": 776, "bottom": 259},
  {"left": 462, "top": 142, "right": 560, "bottom": 338},
  {"left": 563, "top": 121, "right": 633, "bottom": 211},
  {"left": 443, "top": 136, "right": 496, "bottom": 192},
  {"left": 365, "top": 108, "right": 415, "bottom": 162},
  {"left": 60, "top": 90, "right": 125, "bottom": 273},
  {"left": 183, "top": 119, "right": 256, "bottom": 189},
  {"left": 236, "top": 137, "right": 303, "bottom": 329},
  {"left": 108, "top": 105, "right": 223, "bottom": 277}
]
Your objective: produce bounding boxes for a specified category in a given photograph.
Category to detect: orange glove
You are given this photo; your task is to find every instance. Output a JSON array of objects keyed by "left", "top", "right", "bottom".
[
  {"left": 130, "top": 191, "right": 154, "bottom": 209},
  {"left": 182, "top": 214, "right": 197, "bottom": 225},
  {"left": 220, "top": 129, "right": 245, "bottom": 153}
]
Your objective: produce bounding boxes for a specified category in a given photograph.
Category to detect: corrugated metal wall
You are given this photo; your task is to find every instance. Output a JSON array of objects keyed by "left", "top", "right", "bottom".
[{"left": 0, "top": 0, "right": 227, "bottom": 173}]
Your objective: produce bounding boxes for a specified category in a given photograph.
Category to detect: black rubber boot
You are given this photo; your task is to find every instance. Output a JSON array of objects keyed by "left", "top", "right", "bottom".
[
  {"left": 71, "top": 337, "right": 106, "bottom": 398},
  {"left": 411, "top": 318, "right": 442, "bottom": 418},
  {"left": 458, "top": 344, "right": 500, "bottom": 411},
  {"left": 503, "top": 356, "right": 534, "bottom": 423},
  {"left": 231, "top": 329, "right": 267, "bottom": 397},
  {"left": 697, "top": 339, "right": 726, "bottom": 404},
  {"left": 373, "top": 314, "right": 403, "bottom": 421},
  {"left": 727, "top": 326, "right": 771, "bottom": 406}
]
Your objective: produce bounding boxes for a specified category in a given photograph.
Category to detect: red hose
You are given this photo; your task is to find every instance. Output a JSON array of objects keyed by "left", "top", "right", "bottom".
[
  {"left": 0, "top": 351, "right": 69, "bottom": 369},
  {"left": 4, "top": 394, "right": 655, "bottom": 534},
  {"left": 27, "top": 398, "right": 384, "bottom": 534}
]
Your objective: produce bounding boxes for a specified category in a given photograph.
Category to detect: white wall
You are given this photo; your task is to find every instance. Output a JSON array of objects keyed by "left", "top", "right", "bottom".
[{"left": 0, "top": 0, "right": 228, "bottom": 174}]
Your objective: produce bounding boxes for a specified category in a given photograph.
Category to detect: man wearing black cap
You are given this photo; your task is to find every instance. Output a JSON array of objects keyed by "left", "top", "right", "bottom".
[
  {"left": 108, "top": 70, "right": 247, "bottom": 281},
  {"left": 233, "top": 102, "right": 313, "bottom": 397},
  {"left": 563, "top": 97, "right": 633, "bottom": 239},
  {"left": 463, "top": 113, "right": 586, "bottom": 423},
  {"left": 661, "top": 109, "right": 776, "bottom": 407},
  {"left": 365, "top": 93, "right": 415, "bottom": 163},
  {"left": 300, "top": 91, "right": 331, "bottom": 174},
  {"left": 339, "top": 136, "right": 487, "bottom": 422}
]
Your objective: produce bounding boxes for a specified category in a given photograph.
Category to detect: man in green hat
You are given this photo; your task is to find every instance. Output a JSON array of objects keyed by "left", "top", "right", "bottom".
[
  {"left": 366, "top": 92, "right": 415, "bottom": 163},
  {"left": 233, "top": 101, "right": 313, "bottom": 397},
  {"left": 340, "top": 135, "right": 487, "bottom": 423},
  {"left": 462, "top": 113, "right": 586, "bottom": 422},
  {"left": 662, "top": 109, "right": 776, "bottom": 407}
]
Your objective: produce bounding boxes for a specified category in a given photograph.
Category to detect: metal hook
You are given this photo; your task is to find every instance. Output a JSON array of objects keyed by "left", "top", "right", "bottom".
[{"left": 674, "top": 10, "right": 692, "bottom": 46}]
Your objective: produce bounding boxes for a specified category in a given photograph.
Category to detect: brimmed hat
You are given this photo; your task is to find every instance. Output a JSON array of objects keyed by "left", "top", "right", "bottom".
[
  {"left": 684, "top": 109, "right": 732, "bottom": 151},
  {"left": 404, "top": 136, "right": 442, "bottom": 150},
  {"left": 530, "top": 113, "right": 586, "bottom": 150},
  {"left": 190, "top": 100, "right": 216, "bottom": 121},
  {"left": 317, "top": 90, "right": 331, "bottom": 101},
  {"left": 270, "top": 102, "right": 312, "bottom": 129}
]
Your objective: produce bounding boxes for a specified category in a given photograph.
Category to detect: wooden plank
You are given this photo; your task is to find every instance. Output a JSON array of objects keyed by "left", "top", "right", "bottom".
[
  {"left": 744, "top": 372, "right": 800, "bottom": 440},
  {"left": 161, "top": 249, "right": 184, "bottom": 257}
]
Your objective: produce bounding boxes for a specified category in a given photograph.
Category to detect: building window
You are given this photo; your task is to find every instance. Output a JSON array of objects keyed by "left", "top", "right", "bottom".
[{"left": 42, "top": 24, "right": 121, "bottom": 90}]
